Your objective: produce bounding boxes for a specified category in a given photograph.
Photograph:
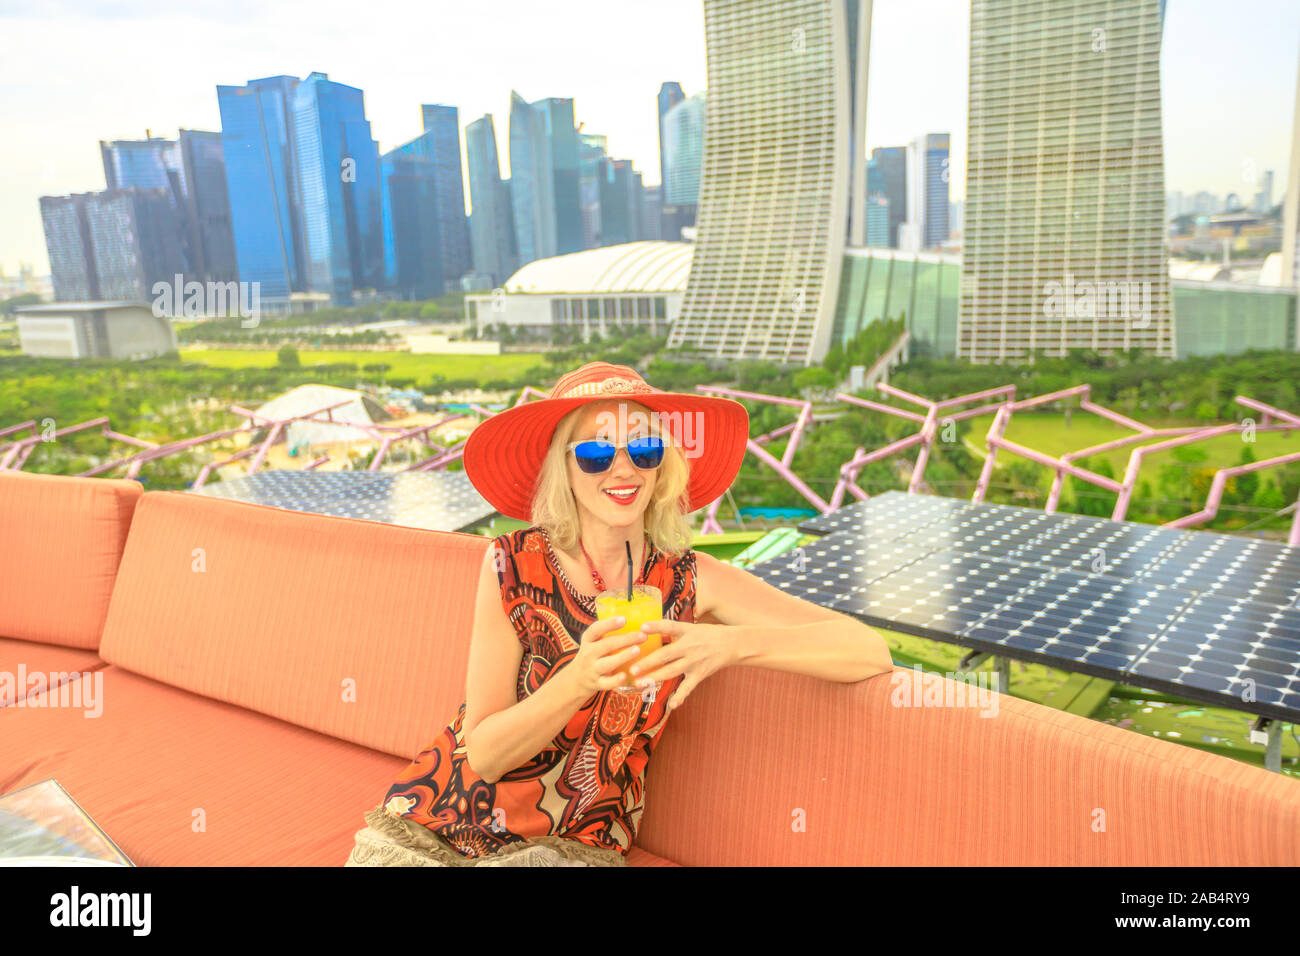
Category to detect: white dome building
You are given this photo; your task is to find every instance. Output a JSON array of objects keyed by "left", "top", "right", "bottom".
[{"left": 464, "top": 241, "right": 693, "bottom": 342}]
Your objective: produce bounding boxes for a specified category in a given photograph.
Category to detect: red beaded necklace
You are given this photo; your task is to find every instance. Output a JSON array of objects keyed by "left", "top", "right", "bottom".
[{"left": 578, "top": 535, "right": 647, "bottom": 593}]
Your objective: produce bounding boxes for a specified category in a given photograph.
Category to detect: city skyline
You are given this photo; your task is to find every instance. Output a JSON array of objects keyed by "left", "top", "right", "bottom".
[{"left": 1, "top": 0, "right": 1298, "bottom": 275}]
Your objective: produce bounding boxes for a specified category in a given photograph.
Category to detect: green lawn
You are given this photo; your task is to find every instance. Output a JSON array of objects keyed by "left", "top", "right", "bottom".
[
  {"left": 991, "top": 410, "right": 1297, "bottom": 474},
  {"left": 176, "top": 348, "right": 548, "bottom": 381}
]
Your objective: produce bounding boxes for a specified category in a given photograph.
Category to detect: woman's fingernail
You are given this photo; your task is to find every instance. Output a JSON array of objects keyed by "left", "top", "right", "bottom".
[{"left": 629, "top": 665, "right": 638, "bottom": 674}]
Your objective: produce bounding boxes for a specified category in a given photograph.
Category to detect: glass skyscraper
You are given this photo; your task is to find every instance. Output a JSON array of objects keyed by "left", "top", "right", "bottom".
[
  {"left": 661, "top": 92, "right": 705, "bottom": 207},
  {"left": 869, "top": 146, "right": 907, "bottom": 248},
  {"left": 217, "top": 75, "right": 305, "bottom": 301},
  {"left": 418, "top": 105, "right": 472, "bottom": 285},
  {"left": 379, "top": 106, "right": 470, "bottom": 298},
  {"left": 380, "top": 149, "right": 443, "bottom": 300},
  {"left": 177, "top": 129, "right": 238, "bottom": 285},
  {"left": 578, "top": 132, "right": 607, "bottom": 250},
  {"left": 598, "top": 157, "right": 637, "bottom": 246},
  {"left": 508, "top": 92, "right": 583, "bottom": 266},
  {"left": 292, "top": 72, "right": 383, "bottom": 305},
  {"left": 509, "top": 91, "right": 548, "bottom": 266},
  {"left": 657, "top": 82, "right": 685, "bottom": 201},
  {"left": 40, "top": 193, "right": 99, "bottom": 301},
  {"left": 900, "top": 132, "right": 949, "bottom": 251},
  {"left": 40, "top": 187, "right": 186, "bottom": 302},
  {"left": 465, "top": 114, "right": 518, "bottom": 288},
  {"left": 100, "top": 132, "right": 237, "bottom": 286},
  {"left": 84, "top": 188, "right": 187, "bottom": 301}
]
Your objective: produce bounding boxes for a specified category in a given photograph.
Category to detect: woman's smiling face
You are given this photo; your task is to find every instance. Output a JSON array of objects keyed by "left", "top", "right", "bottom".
[{"left": 564, "top": 400, "right": 658, "bottom": 530}]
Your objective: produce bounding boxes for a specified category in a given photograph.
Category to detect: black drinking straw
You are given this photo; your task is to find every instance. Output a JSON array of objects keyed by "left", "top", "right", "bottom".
[{"left": 625, "top": 540, "right": 633, "bottom": 600}]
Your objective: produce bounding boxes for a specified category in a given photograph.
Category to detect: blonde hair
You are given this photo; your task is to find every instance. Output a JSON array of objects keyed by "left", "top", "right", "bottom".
[{"left": 532, "top": 400, "right": 693, "bottom": 559}]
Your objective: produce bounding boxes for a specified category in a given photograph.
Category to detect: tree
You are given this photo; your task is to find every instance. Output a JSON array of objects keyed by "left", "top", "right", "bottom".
[
  {"left": 793, "top": 366, "right": 836, "bottom": 396},
  {"left": 1251, "top": 478, "right": 1286, "bottom": 512},
  {"left": 1231, "top": 445, "right": 1258, "bottom": 505},
  {"left": 277, "top": 346, "right": 300, "bottom": 367}
]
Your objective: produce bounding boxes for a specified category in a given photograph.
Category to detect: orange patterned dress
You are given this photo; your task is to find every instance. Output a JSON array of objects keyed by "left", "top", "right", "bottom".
[{"left": 381, "top": 525, "right": 693, "bottom": 859}]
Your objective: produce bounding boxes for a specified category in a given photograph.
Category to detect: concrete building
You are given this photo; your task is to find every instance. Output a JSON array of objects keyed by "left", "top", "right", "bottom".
[
  {"left": 464, "top": 240, "right": 691, "bottom": 342},
  {"left": 960, "top": 0, "right": 1172, "bottom": 362},
  {"left": 669, "top": 0, "right": 870, "bottom": 365},
  {"left": 14, "top": 302, "right": 177, "bottom": 359}
]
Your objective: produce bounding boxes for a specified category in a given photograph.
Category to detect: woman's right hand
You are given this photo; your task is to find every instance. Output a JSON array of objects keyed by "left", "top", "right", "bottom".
[{"left": 560, "top": 616, "right": 649, "bottom": 698}]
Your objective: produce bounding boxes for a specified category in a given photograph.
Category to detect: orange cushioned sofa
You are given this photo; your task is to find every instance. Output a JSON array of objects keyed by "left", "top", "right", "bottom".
[{"left": 3, "top": 469, "right": 1299, "bottom": 866}]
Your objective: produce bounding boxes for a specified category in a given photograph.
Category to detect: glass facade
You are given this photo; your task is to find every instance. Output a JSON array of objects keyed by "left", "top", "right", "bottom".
[
  {"left": 870, "top": 146, "right": 907, "bottom": 247},
  {"left": 508, "top": 90, "right": 546, "bottom": 266},
  {"left": 833, "top": 249, "right": 961, "bottom": 358},
  {"left": 578, "top": 133, "right": 607, "bottom": 250},
  {"left": 292, "top": 72, "right": 383, "bottom": 305},
  {"left": 380, "top": 152, "right": 443, "bottom": 299},
  {"left": 1172, "top": 282, "right": 1297, "bottom": 357},
  {"left": 178, "top": 130, "right": 239, "bottom": 285},
  {"left": 40, "top": 193, "right": 99, "bottom": 300},
  {"left": 538, "top": 98, "right": 583, "bottom": 256},
  {"left": 657, "top": 81, "right": 685, "bottom": 199},
  {"left": 217, "top": 75, "right": 304, "bottom": 301},
  {"left": 466, "top": 115, "right": 519, "bottom": 287},
  {"left": 835, "top": 249, "right": 1299, "bottom": 362},
  {"left": 662, "top": 93, "right": 705, "bottom": 207},
  {"left": 598, "top": 158, "right": 637, "bottom": 246},
  {"left": 85, "top": 188, "right": 187, "bottom": 301},
  {"left": 508, "top": 93, "right": 584, "bottom": 266},
  {"left": 418, "top": 105, "right": 472, "bottom": 284}
]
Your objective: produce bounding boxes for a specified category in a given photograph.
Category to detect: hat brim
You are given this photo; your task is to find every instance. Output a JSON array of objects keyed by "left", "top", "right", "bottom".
[{"left": 463, "top": 391, "right": 750, "bottom": 522}]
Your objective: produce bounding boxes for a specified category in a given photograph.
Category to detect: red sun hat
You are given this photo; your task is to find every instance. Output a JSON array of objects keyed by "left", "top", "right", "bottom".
[{"left": 463, "top": 361, "right": 750, "bottom": 522}]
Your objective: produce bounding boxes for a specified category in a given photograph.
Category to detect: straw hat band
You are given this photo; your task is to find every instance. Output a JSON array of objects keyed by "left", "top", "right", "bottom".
[{"left": 556, "top": 377, "right": 656, "bottom": 399}]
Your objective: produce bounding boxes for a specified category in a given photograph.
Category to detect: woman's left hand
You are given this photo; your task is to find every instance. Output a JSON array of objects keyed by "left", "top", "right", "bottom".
[{"left": 627, "top": 620, "right": 735, "bottom": 711}]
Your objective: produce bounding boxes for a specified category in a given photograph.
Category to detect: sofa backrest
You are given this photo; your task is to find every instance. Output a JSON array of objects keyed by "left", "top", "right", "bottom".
[
  {"left": 98, "top": 489, "right": 490, "bottom": 758},
  {"left": 637, "top": 664, "right": 1300, "bottom": 865},
  {"left": 0, "top": 470, "right": 142, "bottom": 650}
]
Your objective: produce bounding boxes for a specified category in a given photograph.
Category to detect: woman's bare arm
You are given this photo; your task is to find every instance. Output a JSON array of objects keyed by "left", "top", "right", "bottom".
[
  {"left": 695, "top": 550, "right": 894, "bottom": 682},
  {"left": 462, "top": 545, "right": 592, "bottom": 785}
]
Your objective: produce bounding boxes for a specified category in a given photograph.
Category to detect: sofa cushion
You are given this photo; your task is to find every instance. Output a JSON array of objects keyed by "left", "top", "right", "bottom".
[
  {"left": 0, "top": 637, "right": 105, "bottom": 706},
  {"left": 97, "top": 490, "right": 490, "bottom": 759},
  {"left": 0, "top": 666, "right": 678, "bottom": 866},
  {"left": 625, "top": 846, "right": 680, "bottom": 866},
  {"left": 0, "top": 471, "right": 141, "bottom": 650},
  {"left": 0, "top": 666, "right": 416, "bottom": 865},
  {"left": 637, "top": 664, "right": 1300, "bottom": 865}
]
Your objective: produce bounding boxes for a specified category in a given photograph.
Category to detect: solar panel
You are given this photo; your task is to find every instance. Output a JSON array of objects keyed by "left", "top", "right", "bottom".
[
  {"left": 797, "top": 491, "right": 967, "bottom": 537},
  {"left": 1126, "top": 595, "right": 1300, "bottom": 723},
  {"left": 961, "top": 571, "right": 1198, "bottom": 680},
  {"left": 826, "top": 550, "right": 1053, "bottom": 641},
  {"left": 758, "top": 491, "right": 1300, "bottom": 721},
  {"left": 189, "top": 469, "right": 496, "bottom": 532},
  {"left": 1135, "top": 533, "right": 1300, "bottom": 607}
]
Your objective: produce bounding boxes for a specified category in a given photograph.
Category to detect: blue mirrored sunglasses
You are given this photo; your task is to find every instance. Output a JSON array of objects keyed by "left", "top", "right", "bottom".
[{"left": 567, "top": 436, "right": 666, "bottom": 474}]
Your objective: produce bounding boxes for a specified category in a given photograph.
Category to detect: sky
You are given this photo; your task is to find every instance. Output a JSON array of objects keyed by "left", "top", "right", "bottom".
[{"left": 0, "top": 0, "right": 1297, "bottom": 276}]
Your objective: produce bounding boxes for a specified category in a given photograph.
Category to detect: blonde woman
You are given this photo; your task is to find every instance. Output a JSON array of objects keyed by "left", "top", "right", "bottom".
[{"left": 346, "top": 362, "right": 893, "bottom": 867}]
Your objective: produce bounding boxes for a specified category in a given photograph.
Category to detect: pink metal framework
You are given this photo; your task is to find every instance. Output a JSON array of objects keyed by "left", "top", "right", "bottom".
[
  {"left": 692, "top": 386, "right": 825, "bottom": 535},
  {"left": 6, "top": 376, "right": 1297, "bottom": 543},
  {"left": 0, "top": 398, "right": 472, "bottom": 487},
  {"left": 972, "top": 387, "right": 1300, "bottom": 545},
  {"left": 831, "top": 383, "right": 1017, "bottom": 509},
  {"left": 404, "top": 385, "right": 549, "bottom": 472}
]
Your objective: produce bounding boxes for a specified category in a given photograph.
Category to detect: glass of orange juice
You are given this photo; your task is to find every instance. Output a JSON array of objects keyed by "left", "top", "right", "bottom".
[{"left": 594, "top": 584, "right": 663, "bottom": 692}]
